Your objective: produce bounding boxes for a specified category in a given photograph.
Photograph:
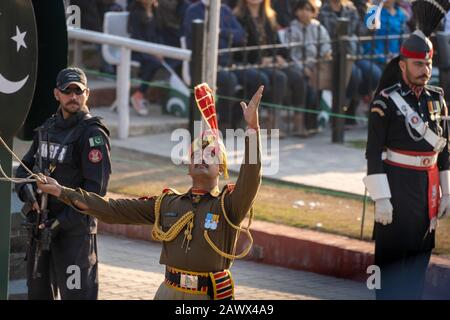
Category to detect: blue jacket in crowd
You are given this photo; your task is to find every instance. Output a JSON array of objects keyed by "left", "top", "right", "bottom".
[
  {"left": 363, "top": 5, "right": 408, "bottom": 64},
  {"left": 183, "top": 2, "right": 245, "bottom": 66}
]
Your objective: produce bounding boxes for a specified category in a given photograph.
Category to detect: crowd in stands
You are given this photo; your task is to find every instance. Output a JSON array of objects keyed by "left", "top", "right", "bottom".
[{"left": 68, "top": 0, "right": 449, "bottom": 137}]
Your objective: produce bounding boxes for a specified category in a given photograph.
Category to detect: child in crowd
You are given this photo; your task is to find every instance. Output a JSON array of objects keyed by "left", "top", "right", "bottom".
[{"left": 289, "top": 0, "right": 332, "bottom": 134}]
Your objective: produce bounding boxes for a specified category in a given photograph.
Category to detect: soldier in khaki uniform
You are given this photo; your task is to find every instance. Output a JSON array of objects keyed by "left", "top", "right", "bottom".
[{"left": 37, "top": 83, "right": 264, "bottom": 300}]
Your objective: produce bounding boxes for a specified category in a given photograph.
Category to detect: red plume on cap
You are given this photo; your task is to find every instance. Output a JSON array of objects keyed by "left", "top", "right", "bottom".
[
  {"left": 191, "top": 83, "right": 229, "bottom": 179},
  {"left": 194, "top": 83, "right": 218, "bottom": 132}
]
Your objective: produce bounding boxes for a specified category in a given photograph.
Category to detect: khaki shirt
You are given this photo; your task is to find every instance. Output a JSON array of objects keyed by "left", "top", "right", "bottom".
[{"left": 58, "top": 130, "right": 262, "bottom": 272}]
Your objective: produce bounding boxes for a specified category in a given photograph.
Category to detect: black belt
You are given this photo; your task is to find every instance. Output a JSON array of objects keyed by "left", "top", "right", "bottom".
[{"left": 165, "top": 268, "right": 211, "bottom": 292}]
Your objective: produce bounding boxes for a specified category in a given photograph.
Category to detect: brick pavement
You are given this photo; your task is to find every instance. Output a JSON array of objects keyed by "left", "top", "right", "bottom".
[{"left": 97, "top": 234, "right": 375, "bottom": 300}]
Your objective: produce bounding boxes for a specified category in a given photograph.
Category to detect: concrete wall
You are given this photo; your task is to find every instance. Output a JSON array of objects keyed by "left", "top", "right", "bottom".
[{"left": 98, "top": 219, "right": 450, "bottom": 299}]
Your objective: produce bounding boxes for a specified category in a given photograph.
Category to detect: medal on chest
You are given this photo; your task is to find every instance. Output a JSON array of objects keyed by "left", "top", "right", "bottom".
[
  {"left": 204, "top": 212, "right": 220, "bottom": 230},
  {"left": 428, "top": 99, "right": 441, "bottom": 122}
]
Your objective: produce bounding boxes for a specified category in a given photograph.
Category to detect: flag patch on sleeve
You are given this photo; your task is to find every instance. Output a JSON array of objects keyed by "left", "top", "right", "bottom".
[{"left": 89, "top": 135, "right": 104, "bottom": 147}]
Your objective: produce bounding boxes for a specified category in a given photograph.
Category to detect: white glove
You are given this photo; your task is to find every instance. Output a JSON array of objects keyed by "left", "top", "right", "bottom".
[
  {"left": 439, "top": 171, "right": 450, "bottom": 219},
  {"left": 438, "top": 194, "right": 450, "bottom": 219},
  {"left": 375, "top": 198, "right": 393, "bottom": 225}
]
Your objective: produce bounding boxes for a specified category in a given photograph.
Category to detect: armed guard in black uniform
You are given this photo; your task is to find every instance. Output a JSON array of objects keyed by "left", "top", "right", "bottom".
[
  {"left": 15, "top": 67, "right": 112, "bottom": 300},
  {"left": 363, "top": 0, "right": 450, "bottom": 300}
]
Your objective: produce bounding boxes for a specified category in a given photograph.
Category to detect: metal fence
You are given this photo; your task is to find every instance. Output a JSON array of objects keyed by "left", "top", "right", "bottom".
[
  {"left": 213, "top": 18, "right": 418, "bottom": 143},
  {"left": 68, "top": 18, "right": 447, "bottom": 143}
]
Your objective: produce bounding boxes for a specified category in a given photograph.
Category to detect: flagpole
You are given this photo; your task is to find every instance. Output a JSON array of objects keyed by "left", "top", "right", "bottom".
[
  {"left": 0, "top": 136, "right": 13, "bottom": 299},
  {"left": 204, "top": 0, "right": 220, "bottom": 91}
]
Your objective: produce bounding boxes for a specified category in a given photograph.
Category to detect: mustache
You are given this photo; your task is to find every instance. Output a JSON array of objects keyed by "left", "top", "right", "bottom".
[
  {"left": 65, "top": 100, "right": 80, "bottom": 106},
  {"left": 194, "top": 162, "right": 209, "bottom": 168}
]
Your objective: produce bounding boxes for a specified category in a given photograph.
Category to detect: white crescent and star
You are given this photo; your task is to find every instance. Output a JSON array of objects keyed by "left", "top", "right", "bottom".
[
  {"left": 0, "top": 11, "right": 31, "bottom": 95},
  {"left": 11, "top": 26, "right": 27, "bottom": 52}
]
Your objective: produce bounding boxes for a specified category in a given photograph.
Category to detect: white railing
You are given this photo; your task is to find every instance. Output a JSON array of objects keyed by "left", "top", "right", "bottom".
[{"left": 68, "top": 27, "right": 191, "bottom": 139}]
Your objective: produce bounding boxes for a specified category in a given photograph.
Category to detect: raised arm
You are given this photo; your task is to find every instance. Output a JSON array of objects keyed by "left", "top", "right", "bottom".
[{"left": 224, "top": 86, "right": 263, "bottom": 224}]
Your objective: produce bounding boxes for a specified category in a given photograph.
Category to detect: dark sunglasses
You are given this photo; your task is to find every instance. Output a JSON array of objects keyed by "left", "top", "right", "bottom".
[{"left": 59, "top": 87, "right": 85, "bottom": 95}]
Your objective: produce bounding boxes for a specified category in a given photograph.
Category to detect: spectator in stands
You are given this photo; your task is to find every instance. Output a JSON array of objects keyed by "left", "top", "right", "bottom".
[
  {"left": 446, "top": 11, "right": 450, "bottom": 32},
  {"left": 288, "top": 0, "right": 332, "bottom": 135},
  {"left": 98, "top": 1, "right": 124, "bottom": 74},
  {"left": 234, "top": 0, "right": 306, "bottom": 137},
  {"left": 154, "top": 0, "right": 190, "bottom": 75},
  {"left": 70, "top": 1, "right": 123, "bottom": 74},
  {"left": 183, "top": 0, "right": 247, "bottom": 131},
  {"left": 319, "top": 0, "right": 363, "bottom": 125},
  {"left": 358, "top": 0, "right": 408, "bottom": 97},
  {"left": 71, "top": 0, "right": 103, "bottom": 31},
  {"left": 224, "top": 0, "right": 239, "bottom": 9},
  {"left": 98, "top": 0, "right": 124, "bottom": 26},
  {"left": 362, "top": 0, "right": 408, "bottom": 64},
  {"left": 126, "top": 0, "right": 136, "bottom": 9},
  {"left": 351, "top": 0, "right": 371, "bottom": 23},
  {"left": 272, "top": 0, "right": 296, "bottom": 28},
  {"left": 350, "top": 0, "right": 377, "bottom": 99},
  {"left": 397, "top": 0, "right": 412, "bottom": 18},
  {"left": 128, "top": 0, "right": 163, "bottom": 116}
]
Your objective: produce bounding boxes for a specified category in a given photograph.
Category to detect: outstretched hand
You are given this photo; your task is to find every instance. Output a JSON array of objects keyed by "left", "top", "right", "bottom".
[
  {"left": 241, "top": 86, "right": 263, "bottom": 130},
  {"left": 36, "top": 174, "right": 62, "bottom": 198}
]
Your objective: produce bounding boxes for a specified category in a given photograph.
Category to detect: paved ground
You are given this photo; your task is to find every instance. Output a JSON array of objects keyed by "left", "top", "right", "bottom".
[
  {"left": 92, "top": 107, "right": 368, "bottom": 196},
  {"left": 97, "top": 234, "right": 375, "bottom": 300},
  {"left": 8, "top": 103, "right": 373, "bottom": 299}
]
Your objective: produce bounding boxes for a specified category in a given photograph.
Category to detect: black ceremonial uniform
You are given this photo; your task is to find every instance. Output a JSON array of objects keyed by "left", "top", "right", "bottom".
[
  {"left": 16, "top": 108, "right": 111, "bottom": 300},
  {"left": 366, "top": 79, "right": 449, "bottom": 299}
]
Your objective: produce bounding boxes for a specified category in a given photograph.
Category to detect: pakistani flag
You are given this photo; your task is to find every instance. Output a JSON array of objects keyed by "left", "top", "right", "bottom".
[{"left": 89, "top": 135, "right": 104, "bottom": 147}]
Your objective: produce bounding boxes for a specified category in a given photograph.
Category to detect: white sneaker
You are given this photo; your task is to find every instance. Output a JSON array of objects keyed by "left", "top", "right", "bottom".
[{"left": 130, "top": 94, "right": 150, "bottom": 116}]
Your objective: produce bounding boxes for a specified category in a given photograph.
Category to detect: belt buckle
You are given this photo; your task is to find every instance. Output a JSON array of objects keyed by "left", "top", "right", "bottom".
[
  {"left": 421, "top": 157, "right": 431, "bottom": 166},
  {"left": 180, "top": 274, "right": 198, "bottom": 290}
]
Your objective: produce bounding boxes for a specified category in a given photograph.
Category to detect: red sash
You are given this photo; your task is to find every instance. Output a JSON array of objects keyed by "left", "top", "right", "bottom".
[
  {"left": 428, "top": 166, "right": 439, "bottom": 220},
  {"left": 384, "top": 149, "right": 439, "bottom": 221}
]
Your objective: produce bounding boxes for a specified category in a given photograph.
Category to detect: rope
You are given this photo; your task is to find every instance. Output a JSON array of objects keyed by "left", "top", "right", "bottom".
[
  {"left": 0, "top": 164, "right": 35, "bottom": 183},
  {"left": 0, "top": 168, "right": 41, "bottom": 183},
  {"left": 0, "top": 135, "right": 45, "bottom": 184},
  {"left": 151, "top": 188, "right": 254, "bottom": 260},
  {"left": 151, "top": 191, "right": 195, "bottom": 243},
  {"left": 203, "top": 189, "right": 254, "bottom": 261}
]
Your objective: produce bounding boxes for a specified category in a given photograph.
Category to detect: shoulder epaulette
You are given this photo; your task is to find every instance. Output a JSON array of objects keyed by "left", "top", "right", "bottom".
[
  {"left": 425, "top": 85, "right": 444, "bottom": 96},
  {"left": 82, "top": 116, "right": 110, "bottom": 137},
  {"left": 138, "top": 195, "right": 157, "bottom": 201},
  {"left": 380, "top": 83, "right": 401, "bottom": 98},
  {"left": 162, "top": 187, "right": 184, "bottom": 195}
]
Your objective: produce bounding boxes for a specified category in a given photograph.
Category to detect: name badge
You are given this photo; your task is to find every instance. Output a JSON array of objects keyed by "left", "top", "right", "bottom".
[{"left": 163, "top": 212, "right": 178, "bottom": 217}]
